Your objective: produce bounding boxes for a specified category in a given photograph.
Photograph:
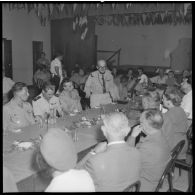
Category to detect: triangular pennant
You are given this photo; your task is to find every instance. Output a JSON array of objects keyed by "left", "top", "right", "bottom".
[{"left": 184, "top": 3, "right": 191, "bottom": 16}]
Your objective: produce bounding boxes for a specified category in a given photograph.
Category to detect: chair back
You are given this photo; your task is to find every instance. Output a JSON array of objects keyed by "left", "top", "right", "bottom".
[
  {"left": 155, "top": 140, "right": 185, "bottom": 192},
  {"left": 171, "top": 140, "right": 185, "bottom": 160},
  {"left": 36, "top": 79, "right": 44, "bottom": 89},
  {"left": 123, "top": 180, "right": 141, "bottom": 192}
]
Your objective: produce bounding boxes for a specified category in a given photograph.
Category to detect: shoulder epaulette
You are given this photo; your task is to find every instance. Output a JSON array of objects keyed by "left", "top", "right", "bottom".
[{"left": 33, "top": 96, "right": 41, "bottom": 101}]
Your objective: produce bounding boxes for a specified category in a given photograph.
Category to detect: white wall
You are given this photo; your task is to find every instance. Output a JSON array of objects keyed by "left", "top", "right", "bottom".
[
  {"left": 96, "top": 24, "right": 192, "bottom": 67},
  {"left": 3, "top": 7, "right": 51, "bottom": 85}
]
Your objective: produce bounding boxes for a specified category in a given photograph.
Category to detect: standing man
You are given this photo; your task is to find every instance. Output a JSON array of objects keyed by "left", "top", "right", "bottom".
[
  {"left": 37, "top": 52, "right": 50, "bottom": 70},
  {"left": 84, "top": 60, "right": 118, "bottom": 108},
  {"left": 50, "top": 52, "right": 63, "bottom": 92}
]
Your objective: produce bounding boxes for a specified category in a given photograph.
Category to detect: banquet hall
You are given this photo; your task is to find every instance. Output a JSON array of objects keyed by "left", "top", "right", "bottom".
[{"left": 3, "top": 2, "right": 192, "bottom": 192}]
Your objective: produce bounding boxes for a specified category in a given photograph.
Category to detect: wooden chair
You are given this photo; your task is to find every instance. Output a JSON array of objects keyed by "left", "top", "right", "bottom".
[
  {"left": 123, "top": 180, "right": 141, "bottom": 192},
  {"left": 173, "top": 125, "right": 193, "bottom": 192},
  {"left": 155, "top": 140, "right": 185, "bottom": 192}
]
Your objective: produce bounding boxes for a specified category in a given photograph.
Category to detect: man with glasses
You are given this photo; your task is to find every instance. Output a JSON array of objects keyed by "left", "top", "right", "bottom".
[{"left": 84, "top": 60, "right": 118, "bottom": 108}]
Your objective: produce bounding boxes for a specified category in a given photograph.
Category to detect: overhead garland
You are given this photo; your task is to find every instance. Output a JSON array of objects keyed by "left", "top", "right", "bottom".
[{"left": 3, "top": 3, "right": 192, "bottom": 28}]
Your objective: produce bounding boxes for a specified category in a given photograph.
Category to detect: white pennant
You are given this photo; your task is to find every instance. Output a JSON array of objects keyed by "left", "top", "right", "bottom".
[
  {"left": 184, "top": 3, "right": 191, "bottom": 16},
  {"left": 73, "top": 3, "right": 77, "bottom": 13}
]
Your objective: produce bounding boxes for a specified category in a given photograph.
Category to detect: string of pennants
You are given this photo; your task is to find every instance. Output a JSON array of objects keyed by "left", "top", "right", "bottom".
[
  {"left": 95, "top": 11, "right": 192, "bottom": 26},
  {"left": 3, "top": 3, "right": 192, "bottom": 39}
]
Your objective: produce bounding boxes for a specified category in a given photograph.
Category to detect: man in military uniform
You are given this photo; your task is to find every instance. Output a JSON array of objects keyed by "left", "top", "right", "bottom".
[
  {"left": 32, "top": 82, "right": 63, "bottom": 122},
  {"left": 84, "top": 60, "right": 118, "bottom": 108},
  {"left": 3, "top": 82, "right": 35, "bottom": 132}
]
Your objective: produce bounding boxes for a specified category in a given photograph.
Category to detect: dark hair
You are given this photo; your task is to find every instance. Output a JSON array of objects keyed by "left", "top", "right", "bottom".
[
  {"left": 41, "top": 52, "right": 45, "bottom": 56},
  {"left": 120, "top": 75, "right": 128, "bottom": 83},
  {"left": 186, "top": 75, "right": 192, "bottom": 85},
  {"left": 12, "top": 82, "right": 27, "bottom": 95},
  {"left": 144, "top": 109, "right": 164, "bottom": 129},
  {"left": 34, "top": 149, "right": 55, "bottom": 179},
  {"left": 59, "top": 77, "right": 71, "bottom": 93},
  {"left": 142, "top": 91, "right": 161, "bottom": 110},
  {"left": 42, "top": 82, "right": 55, "bottom": 92},
  {"left": 163, "top": 87, "right": 182, "bottom": 106}
]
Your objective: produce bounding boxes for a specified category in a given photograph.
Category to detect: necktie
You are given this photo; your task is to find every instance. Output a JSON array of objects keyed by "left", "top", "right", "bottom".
[{"left": 102, "top": 74, "right": 106, "bottom": 93}]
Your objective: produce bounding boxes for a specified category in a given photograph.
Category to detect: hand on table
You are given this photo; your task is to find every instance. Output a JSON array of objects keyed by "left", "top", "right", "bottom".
[{"left": 131, "top": 125, "right": 143, "bottom": 138}]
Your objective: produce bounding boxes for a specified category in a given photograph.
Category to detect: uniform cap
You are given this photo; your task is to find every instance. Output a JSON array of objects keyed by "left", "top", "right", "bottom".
[{"left": 40, "top": 128, "right": 77, "bottom": 171}]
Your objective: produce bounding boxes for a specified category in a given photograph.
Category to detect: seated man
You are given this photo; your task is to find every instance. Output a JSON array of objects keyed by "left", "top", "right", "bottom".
[
  {"left": 3, "top": 67, "right": 15, "bottom": 104},
  {"left": 150, "top": 68, "right": 168, "bottom": 85},
  {"left": 32, "top": 82, "right": 63, "bottom": 123},
  {"left": 165, "top": 70, "right": 179, "bottom": 87},
  {"left": 84, "top": 60, "right": 118, "bottom": 108},
  {"left": 3, "top": 82, "right": 35, "bottom": 132},
  {"left": 135, "top": 68, "right": 148, "bottom": 94},
  {"left": 118, "top": 75, "right": 129, "bottom": 101},
  {"left": 180, "top": 76, "right": 192, "bottom": 125},
  {"left": 127, "top": 110, "right": 170, "bottom": 191},
  {"left": 36, "top": 128, "right": 95, "bottom": 192},
  {"left": 76, "top": 112, "right": 141, "bottom": 192}
]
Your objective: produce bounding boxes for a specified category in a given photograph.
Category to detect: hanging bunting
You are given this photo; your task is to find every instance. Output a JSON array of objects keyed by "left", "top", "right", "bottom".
[
  {"left": 73, "top": 3, "right": 77, "bottom": 14},
  {"left": 59, "top": 4, "right": 64, "bottom": 12},
  {"left": 96, "top": 3, "right": 100, "bottom": 9},
  {"left": 184, "top": 3, "right": 191, "bottom": 16},
  {"left": 48, "top": 4, "right": 53, "bottom": 16},
  {"left": 112, "top": 4, "right": 115, "bottom": 10},
  {"left": 126, "top": 3, "right": 130, "bottom": 9},
  {"left": 82, "top": 4, "right": 86, "bottom": 11},
  {"left": 142, "top": 13, "right": 146, "bottom": 25}
]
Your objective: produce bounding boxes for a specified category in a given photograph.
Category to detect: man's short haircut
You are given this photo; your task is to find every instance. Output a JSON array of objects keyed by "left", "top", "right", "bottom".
[
  {"left": 12, "top": 82, "right": 27, "bottom": 95},
  {"left": 102, "top": 112, "right": 130, "bottom": 136},
  {"left": 143, "top": 110, "right": 164, "bottom": 130},
  {"left": 164, "top": 87, "right": 182, "bottom": 106},
  {"left": 59, "top": 78, "right": 72, "bottom": 92},
  {"left": 41, "top": 52, "right": 46, "bottom": 56},
  {"left": 42, "top": 82, "right": 55, "bottom": 92}
]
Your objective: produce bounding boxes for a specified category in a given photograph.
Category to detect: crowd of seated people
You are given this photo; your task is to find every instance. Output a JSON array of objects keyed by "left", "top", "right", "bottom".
[{"left": 3, "top": 58, "right": 192, "bottom": 192}]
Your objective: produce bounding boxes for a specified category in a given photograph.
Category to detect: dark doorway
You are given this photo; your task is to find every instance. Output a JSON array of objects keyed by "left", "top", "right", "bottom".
[
  {"left": 2, "top": 38, "right": 13, "bottom": 78},
  {"left": 32, "top": 41, "right": 43, "bottom": 74}
]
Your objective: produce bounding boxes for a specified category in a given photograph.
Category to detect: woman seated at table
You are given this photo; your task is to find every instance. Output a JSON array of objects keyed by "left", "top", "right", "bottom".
[
  {"left": 161, "top": 87, "right": 189, "bottom": 159},
  {"left": 36, "top": 128, "right": 95, "bottom": 192},
  {"left": 3, "top": 82, "right": 36, "bottom": 132},
  {"left": 59, "top": 78, "right": 82, "bottom": 114}
]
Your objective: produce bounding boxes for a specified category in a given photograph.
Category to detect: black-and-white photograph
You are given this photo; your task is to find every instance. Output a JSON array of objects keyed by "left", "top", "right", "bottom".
[{"left": 2, "top": 1, "right": 192, "bottom": 192}]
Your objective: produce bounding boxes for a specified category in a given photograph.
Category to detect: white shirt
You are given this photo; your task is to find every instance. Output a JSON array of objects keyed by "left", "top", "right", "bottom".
[
  {"left": 138, "top": 74, "right": 148, "bottom": 84},
  {"left": 3, "top": 77, "right": 15, "bottom": 94},
  {"left": 45, "top": 169, "right": 95, "bottom": 192},
  {"left": 32, "top": 93, "right": 62, "bottom": 117},
  {"left": 50, "top": 58, "right": 62, "bottom": 78},
  {"left": 181, "top": 90, "right": 192, "bottom": 119},
  {"left": 150, "top": 75, "right": 168, "bottom": 84}
]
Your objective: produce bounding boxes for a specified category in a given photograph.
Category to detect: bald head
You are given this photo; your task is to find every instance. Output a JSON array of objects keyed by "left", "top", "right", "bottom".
[{"left": 97, "top": 60, "right": 107, "bottom": 74}]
